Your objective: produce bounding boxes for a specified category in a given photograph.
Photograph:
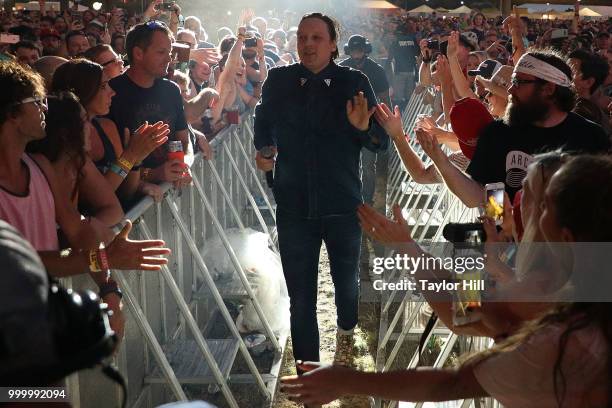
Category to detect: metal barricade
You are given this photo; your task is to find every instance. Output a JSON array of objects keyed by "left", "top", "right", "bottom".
[
  {"left": 376, "top": 88, "right": 497, "bottom": 408},
  {"left": 64, "top": 116, "right": 288, "bottom": 408}
]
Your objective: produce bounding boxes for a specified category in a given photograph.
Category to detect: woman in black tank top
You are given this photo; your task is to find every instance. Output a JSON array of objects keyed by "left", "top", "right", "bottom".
[{"left": 51, "top": 59, "right": 170, "bottom": 202}]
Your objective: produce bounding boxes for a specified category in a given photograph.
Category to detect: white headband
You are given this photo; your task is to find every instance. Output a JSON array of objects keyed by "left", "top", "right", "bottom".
[{"left": 514, "top": 54, "right": 572, "bottom": 88}]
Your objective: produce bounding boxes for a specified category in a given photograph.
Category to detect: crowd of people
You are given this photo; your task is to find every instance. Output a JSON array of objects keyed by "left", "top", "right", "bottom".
[{"left": 1, "top": 0, "right": 612, "bottom": 406}]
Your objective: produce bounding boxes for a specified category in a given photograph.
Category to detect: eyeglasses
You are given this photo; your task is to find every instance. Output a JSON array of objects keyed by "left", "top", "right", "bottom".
[
  {"left": 100, "top": 56, "right": 123, "bottom": 67},
  {"left": 13, "top": 97, "right": 47, "bottom": 110},
  {"left": 510, "top": 77, "right": 545, "bottom": 87}
]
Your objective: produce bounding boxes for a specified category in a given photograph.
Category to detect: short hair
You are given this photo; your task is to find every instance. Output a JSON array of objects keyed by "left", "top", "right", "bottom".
[
  {"left": 568, "top": 49, "right": 610, "bottom": 94},
  {"left": 528, "top": 49, "right": 576, "bottom": 113},
  {"left": 10, "top": 40, "right": 39, "bottom": 54},
  {"left": 65, "top": 30, "right": 87, "bottom": 45},
  {"left": 51, "top": 58, "right": 103, "bottom": 108},
  {"left": 125, "top": 21, "right": 173, "bottom": 65},
  {"left": 219, "top": 36, "right": 236, "bottom": 55},
  {"left": 0, "top": 61, "right": 45, "bottom": 127},
  {"left": 83, "top": 44, "right": 113, "bottom": 62},
  {"left": 299, "top": 12, "right": 340, "bottom": 61}
]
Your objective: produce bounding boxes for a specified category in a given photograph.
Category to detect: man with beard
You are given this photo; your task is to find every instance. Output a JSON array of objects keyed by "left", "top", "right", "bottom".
[{"left": 419, "top": 49, "right": 609, "bottom": 206}]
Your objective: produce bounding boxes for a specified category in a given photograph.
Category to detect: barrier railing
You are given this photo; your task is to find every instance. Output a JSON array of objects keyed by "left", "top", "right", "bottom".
[
  {"left": 64, "top": 115, "right": 288, "bottom": 408},
  {"left": 376, "top": 88, "right": 498, "bottom": 408}
]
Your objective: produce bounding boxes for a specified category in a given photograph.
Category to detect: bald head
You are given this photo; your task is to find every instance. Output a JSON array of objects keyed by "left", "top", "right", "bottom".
[{"left": 33, "top": 56, "right": 68, "bottom": 90}]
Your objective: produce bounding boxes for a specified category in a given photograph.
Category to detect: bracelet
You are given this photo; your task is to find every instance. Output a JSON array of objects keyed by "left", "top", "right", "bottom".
[
  {"left": 96, "top": 245, "right": 110, "bottom": 271},
  {"left": 117, "top": 156, "right": 134, "bottom": 172},
  {"left": 109, "top": 163, "right": 128, "bottom": 179},
  {"left": 88, "top": 249, "right": 101, "bottom": 272},
  {"left": 99, "top": 280, "right": 123, "bottom": 300}
]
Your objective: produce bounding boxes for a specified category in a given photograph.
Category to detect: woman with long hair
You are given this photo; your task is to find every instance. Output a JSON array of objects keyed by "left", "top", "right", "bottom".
[
  {"left": 51, "top": 58, "right": 169, "bottom": 203},
  {"left": 282, "top": 154, "right": 612, "bottom": 407},
  {"left": 27, "top": 91, "right": 122, "bottom": 233}
]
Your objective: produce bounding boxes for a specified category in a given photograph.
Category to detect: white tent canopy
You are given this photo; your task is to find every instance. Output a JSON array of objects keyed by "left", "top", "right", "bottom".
[
  {"left": 577, "top": 7, "right": 602, "bottom": 17},
  {"left": 517, "top": 3, "right": 612, "bottom": 17},
  {"left": 408, "top": 4, "right": 436, "bottom": 14},
  {"left": 448, "top": 5, "right": 473, "bottom": 14},
  {"left": 357, "top": 0, "right": 401, "bottom": 10}
]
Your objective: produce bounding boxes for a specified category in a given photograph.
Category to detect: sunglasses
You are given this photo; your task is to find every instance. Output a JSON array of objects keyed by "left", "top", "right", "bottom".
[
  {"left": 100, "top": 55, "right": 124, "bottom": 67},
  {"left": 13, "top": 97, "right": 47, "bottom": 110},
  {"left": 510, "top": 77, "right": 545, "bottom": 87}
]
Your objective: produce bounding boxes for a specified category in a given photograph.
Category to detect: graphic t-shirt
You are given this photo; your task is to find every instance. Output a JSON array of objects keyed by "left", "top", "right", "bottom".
[
  {"left": 467, "top": 113, "right": 610, "bottom": 199},
  {"left": 388, "top": 33, "right": 419, "bottom": 74},
  {"left": 107, "top": 73, "right": 188, "bottom": 168}
]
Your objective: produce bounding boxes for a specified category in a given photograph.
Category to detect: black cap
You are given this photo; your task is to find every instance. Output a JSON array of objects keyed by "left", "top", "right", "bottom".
[
  {"left": 468, "top": 59, "right": 501, "bottom": 78},
  {"left": 346, "top": 35, "right": 369, "bottom": 50},
  {"left": 344, "top": 34, "right": 372, "bottom": 55}
]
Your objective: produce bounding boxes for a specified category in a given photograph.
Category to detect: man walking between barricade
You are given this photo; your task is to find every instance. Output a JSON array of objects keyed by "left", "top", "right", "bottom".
[{"left": 253, "top": 12, "right": 389, "bottom": 390}]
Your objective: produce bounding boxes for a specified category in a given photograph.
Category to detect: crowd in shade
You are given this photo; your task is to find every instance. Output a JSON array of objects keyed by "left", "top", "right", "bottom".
[{"left": 0, "top": 0, "right": 611, "bottom": 406}]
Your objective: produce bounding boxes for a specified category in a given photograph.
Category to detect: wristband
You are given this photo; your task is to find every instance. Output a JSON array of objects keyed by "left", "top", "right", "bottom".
[
  {"left": 88, "top": 249, "right": 101, "bottom": 272},
  {"left": 117, "top": 156, "right": 134, "bottom": 172},
  {"left": 109, "top": 163, "right": 128, "bottom": 179},
  {"left": 97, "top": 245, "right": 110, "bottom": 271}
]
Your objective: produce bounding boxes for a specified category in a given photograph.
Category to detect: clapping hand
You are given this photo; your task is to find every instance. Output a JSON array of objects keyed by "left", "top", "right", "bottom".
[
  {"left": 357, "top": 204, "right": 413, "bottom": 246},
  {"left": 374, "top": 103, "right": 403, "bottom": 140},
  {"left": 347, "top": 91, "right": 376, "bottom": 132},
  {"left": 415, "top": 127, "right": 444, "bottom": 160},
  {"left": 281, "top": 361, "right": 352, "bottom": 406},
  {"left": 447, "top": 31, "right": 459, "bottom": 59}
]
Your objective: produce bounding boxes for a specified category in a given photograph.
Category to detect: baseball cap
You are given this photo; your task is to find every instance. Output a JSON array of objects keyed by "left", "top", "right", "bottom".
[
  {"left": 468, "top": 59, "right": 502, "bottom": 78},
  {"left": 346, "top": 35, "right": 369, "bottom": 50},
  {"left": 449, "top": 98, "right": 494, "bottom": 160},
  {"left": 460, "top": 32, "right": 478, "bottom": 51},
  {"left": 40, "top": 28, "right": 62, "bottom": 39}
]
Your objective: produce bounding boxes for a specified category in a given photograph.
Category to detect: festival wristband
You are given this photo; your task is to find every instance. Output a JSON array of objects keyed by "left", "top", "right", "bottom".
[
  {"left": 116, "top": 156, "right": 134, "bottom": 172},
  {"left": 96, "top": 246, "right": 110, "bottom": 271},
  {"left": 88, "top": 249, "right": 101, "bottom": 272},
  {"left": 109, "top": 163, "right": 128, "bottom": 179}
]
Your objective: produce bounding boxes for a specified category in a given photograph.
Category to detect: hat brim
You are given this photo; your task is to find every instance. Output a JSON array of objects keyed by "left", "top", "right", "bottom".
[{"left": 476, "top": 75, "right": 508, "bottom": 98}]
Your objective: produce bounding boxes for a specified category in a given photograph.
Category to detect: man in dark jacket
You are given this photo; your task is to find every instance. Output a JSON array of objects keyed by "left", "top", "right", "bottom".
[{"left": 254, "top": 13, "right": 389, "bottom": 371}]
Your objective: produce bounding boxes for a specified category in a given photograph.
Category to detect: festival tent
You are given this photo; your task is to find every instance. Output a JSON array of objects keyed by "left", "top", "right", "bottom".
[
  {"left": 408, "top": 4, "right": 436, "bottom": 14},
  {"left": 577, "top": 7, "right": 602, "bottom": 17},
  {"left": 448, "top": 5, "right": 473, "bottom": 14},
  {"left": 435, "top": 7, "right": 449, "bottom": 12},
  {"left": 517, "top": 3, "right": 612, "bottom": 17},
  {"left": 357, "top": 0, "right": 401, "bottom": 10}
]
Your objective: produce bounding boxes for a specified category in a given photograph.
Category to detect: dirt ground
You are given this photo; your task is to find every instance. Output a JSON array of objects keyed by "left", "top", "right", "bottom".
[{"left": 272, "top": 242, "right": 379, "bottom": 408}]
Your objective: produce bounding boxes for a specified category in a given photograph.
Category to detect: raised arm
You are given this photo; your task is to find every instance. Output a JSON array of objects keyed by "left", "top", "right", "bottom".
[
  {"left": 416, "top": 130, "right": 484, "bottom": 208},
  {"left": 447, "top": 32, "right": 477, "bottom": 100}
]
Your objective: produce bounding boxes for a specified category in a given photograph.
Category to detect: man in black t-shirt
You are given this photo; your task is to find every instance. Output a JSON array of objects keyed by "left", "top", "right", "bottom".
[
  {"left": 340, "top": 35, "right": 390, "bottom": 105},
  {"left": 339, "top": 34, "right": 390, "bottom": 207},
  {"left": 107, "top": 21, "right": 192, "bottom": 185},
  {"left": 386, "top": 18, "right": 419, "bottom": 109},
  {"left": 423, "top": 49, "right": 609, "bottom": 207}
]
